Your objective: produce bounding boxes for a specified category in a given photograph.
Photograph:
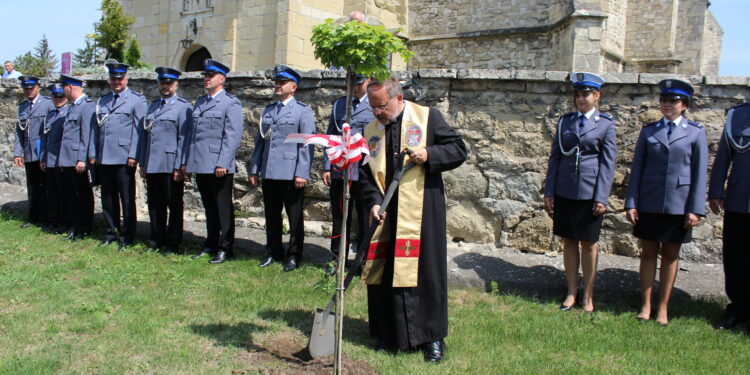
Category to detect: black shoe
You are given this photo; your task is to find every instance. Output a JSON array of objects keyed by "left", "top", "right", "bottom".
[
  {"left": 21, "top": 222, "right": 32, "bottom": 228},
  {"left": 209, "top": 251, "right": 228, "bottom": 264},
  {"left": 117, "top": 242, "right": 131, "bottom": 251},
  {"left": 423, "top": 340, "right": 445, "bottom": 363},
  {"left": 283, "top": 258, "right": 298, "bottom": 272},
  {"left": 191, "top": 248, "right": 212, "bottom": 259},
  {"left": 71, "top": 234, "right": 87, "bottom": 242},
  {"left": 62, "top": 232, "right": 75, "bottom": 241},
  {"left": 259, "top": 255, "right": 275, "bottom": 267},
  {"left": 718, "top": 315, "right": 746, "bottom": 330},
  {"left": 98, "top": 239, "right": 116, "bottom": 247},
  {"left": 145, "top": 245, "right": 160, "bottom": 253},
  {"left": 559, "top": 303, "right": 574, "bottom": 311}
]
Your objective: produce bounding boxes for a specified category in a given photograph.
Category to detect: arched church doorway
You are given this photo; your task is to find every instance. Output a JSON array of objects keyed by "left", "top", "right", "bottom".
[{"left": 184, "top": 47, "right": 212, "bottom": 72}]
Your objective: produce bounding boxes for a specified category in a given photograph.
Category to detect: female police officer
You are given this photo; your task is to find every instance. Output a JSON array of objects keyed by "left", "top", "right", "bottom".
[
  {"left": 544, "top": 72, "right": 617, "bottom": 313},
  {"left": 625, "top": 79, "right": 707, "bottom": 326}
]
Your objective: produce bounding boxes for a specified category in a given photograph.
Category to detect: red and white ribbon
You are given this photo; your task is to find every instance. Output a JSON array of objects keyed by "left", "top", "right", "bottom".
[{"left": 284, "top": 123, "right": 369, "bottom": 169}]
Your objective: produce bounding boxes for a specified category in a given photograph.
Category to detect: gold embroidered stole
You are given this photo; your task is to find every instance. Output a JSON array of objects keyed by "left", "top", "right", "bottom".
[{"left": 361, "top": 101, "right": 429, "bottom": 287}]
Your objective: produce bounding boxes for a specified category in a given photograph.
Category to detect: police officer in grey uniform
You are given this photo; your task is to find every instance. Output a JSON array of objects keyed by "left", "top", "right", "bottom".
[
  {"left": 14, "top": 75, "right": 54, "bottom": 228},
  {"left": 40, "top": 83, "right": 69, "bottom": 234},
  {"left": 322, "top": 74, "right": 373, "bottom": 274},
  {"left": 544, "top": 72, "right": 617, "bottom": 313},
  {"left": 186, "top": 59, "right": 244, "bottom": 264},
  {"left": 250, "top": 65, "right": 315, "bottom": 272},
  {"left": 625, "top": 79, "right": 708, "bottom": 326},
  {"left": 139, "top": 67, "right": 192, "bottom": 254},
  {"left": 59, "top": 74, "right": 96, "bottom": 241},
  {"left": 90, "top": 62, "right": 147, "bottom": 250},
  {"left": 709, "top": 102, "right": 750, "bottom": 331}
]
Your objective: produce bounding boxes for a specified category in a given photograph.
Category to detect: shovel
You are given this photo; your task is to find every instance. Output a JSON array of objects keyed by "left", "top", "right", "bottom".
[{"left": 309, "top": 149, "right": 415, "bottom": 359}]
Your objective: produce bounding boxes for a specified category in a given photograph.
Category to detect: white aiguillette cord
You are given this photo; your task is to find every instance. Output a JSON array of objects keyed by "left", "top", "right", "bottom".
[
  {"left": 725, "top": 108, "right": 750, "bottom": 153},
  {"left": 557, "top": 116, "right": 581, "bottom": 174}
]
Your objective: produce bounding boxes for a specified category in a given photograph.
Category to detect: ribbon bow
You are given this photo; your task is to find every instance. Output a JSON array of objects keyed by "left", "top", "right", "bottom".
[{"left": 284, "top": 123, "right": 369, "bottom": 169}]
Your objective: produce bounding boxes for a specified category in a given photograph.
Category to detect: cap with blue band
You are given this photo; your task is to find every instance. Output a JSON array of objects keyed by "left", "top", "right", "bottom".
[
  {"left": 658, "top": 78, "right": 694, "bottom": 100},
  {"left": 202, "top": 59, "right": 230, "bottom": 76},
  {"left": 60, "top": 74, "right": 84, "bottom": 87},
  {"left": 19, "top": 75, "right": 40, "bottom": 88},
  {"left": 105, "top": 62, "right": 130, "bottom": 78},
  {"left": 273, "top": 65, "right": 301, "bottom": 84},
  {"left": 570, "top": 72, "right": 604, "bottom": 91},
  {"left": 155, "top": 66, "right": 182, "bottom": 82},
  {"left": 48, "top": 83, "right": 65, "bottom": 97}
]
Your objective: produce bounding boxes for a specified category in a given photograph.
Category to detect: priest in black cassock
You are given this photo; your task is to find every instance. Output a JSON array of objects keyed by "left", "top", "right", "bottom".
[{"left": 358, "top": 78, "right": 467, "bottom": 363}]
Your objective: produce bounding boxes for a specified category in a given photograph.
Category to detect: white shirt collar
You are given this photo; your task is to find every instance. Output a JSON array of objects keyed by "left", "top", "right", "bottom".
[
  {"left": 74, "top": 94, "right": 87, "bottom": 105},
  {"left": 577, "top": 107, "right": 596, "bottom": 119},
  {"left": 29, "top": 94, "right": 40, "bottom": 105},
  {"left": 356, "top": 93, "right": 367, "bottom": 102},
  {"left": 662, "top": 116, "right": 684, "bottom": 127},
  {"left": 210, "top": 89, "right": 224, "bottom": 100},
  {"left": 278, "top": 96, "right": 294, "bottom": 106}
]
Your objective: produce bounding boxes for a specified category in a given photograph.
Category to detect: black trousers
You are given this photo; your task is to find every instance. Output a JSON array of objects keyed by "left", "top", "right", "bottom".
[
  {"left": 723, "top": 211, "right": 750, "bottom": 318},
  {"left": 261, "top": 179, "right": 305, "bottom": 260},
  {"left": 146, "top": 173, "right": 184, "bottom": 249},
  {"left": 61, "top": 167, "right": 94, "bottom": 235},
  {"left": 24, "top": 161, "right": 46, "bottom": 224},
  {"left": 99, "top": 164, "right": 137, "bottom": 244},
  {"left": 196, "top": 173, "right": 234, "bottom": 253},
  {"left": 44, "top": 167, "right": 66, "bottom": 232},
  {"left": 329, "top": 179, "right": 366, "bottom": 258}
]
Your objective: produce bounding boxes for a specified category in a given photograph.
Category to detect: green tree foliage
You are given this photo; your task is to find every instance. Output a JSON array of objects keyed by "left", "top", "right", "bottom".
[
  {"left": 124, "top": 36, "right": 143, "bottom": 68},
  {"left": 74, "top": 36, "right": 100, "bottom": 68},
  {"left": 93, "top": 0, "right": 134, "bottom": 62},
  {"left": 310, "top": 19, "right": 412, "bottom": 81},
  {"left": 13, "top": 34, "right": 59, "bottom": 77}
]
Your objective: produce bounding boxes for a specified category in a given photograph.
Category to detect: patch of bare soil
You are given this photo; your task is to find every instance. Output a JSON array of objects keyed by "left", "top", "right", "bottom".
[{"left": 232, "top": 330, "right": 377, "bottom": 375}]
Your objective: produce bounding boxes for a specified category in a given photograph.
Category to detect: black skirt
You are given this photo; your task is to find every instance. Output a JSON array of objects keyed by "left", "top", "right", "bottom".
[
  {"left": 633, "top": 212, "right": 692, "bottom": 244},
  {"left": 552, "top": 196, "right": 604, "bottom": 242}
]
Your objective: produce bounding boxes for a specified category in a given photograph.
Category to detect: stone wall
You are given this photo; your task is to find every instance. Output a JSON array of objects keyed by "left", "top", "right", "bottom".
[{"left": 1, "top": 70, "right": 749, "bottom": 262}]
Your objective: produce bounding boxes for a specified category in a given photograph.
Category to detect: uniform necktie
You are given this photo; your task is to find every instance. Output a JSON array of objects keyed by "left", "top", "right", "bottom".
[
  {"left": 160, "top": 99, "right": 166, "bottom": 110},
  {"left": 112, "top": 93, "right": 120, "bottom": 107},
  {"left": 352, "top": 98, "right": 360, "bottom": 112},
  {"left": 277, "top": 102, "right": 284, "bottom": 114},
  {"left": 667, "top": 121, "right": 675, "bottom": 140},
  {"left": 578, "top": 115, "right": 586, "bottom": 134}
]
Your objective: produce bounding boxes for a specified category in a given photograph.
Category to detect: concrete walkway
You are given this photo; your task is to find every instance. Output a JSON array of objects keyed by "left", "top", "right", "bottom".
[{"left": 0, "top": 182, "right": 726, "bottom": 301}]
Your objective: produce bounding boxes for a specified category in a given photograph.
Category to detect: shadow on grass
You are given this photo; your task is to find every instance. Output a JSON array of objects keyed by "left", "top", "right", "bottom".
[
  {"left": 453, "top": 252, "right": 726, "bottom": 323},
  {"left": 258, "top": 308, "right": 373, "bottom": 348},
  {"left": 189, "top": 321, "right": 267, "bottom": 348}
]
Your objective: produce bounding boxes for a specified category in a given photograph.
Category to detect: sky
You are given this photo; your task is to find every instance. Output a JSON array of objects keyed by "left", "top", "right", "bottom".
[{"left": 0, "top": 0, "right": 747, "bottom": 76}]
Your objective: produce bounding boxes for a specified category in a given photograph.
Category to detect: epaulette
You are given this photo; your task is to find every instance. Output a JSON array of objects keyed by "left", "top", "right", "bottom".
[
  {"left": 644, "top": 121, "right": 659, "bottom": 127},
  {"left": 224, "top": 92, "right": 236, "bottom": 99},
  {"left": 130, "top": 90, "right": 144, "bottom": 97},
  {"left": 150, "top": 98, "right": 161, "bottom": 105},
  {"left": 177, "top": 97, "right": 189, "bottom": 104},
  {"left": 598, "top": 113, "right": 613, "bottom": 120},
  {"left": 296, "top": 101, "right": 309, "bottom": 107},
  {"left": 42, "top": 95, "right": 51, "bottom": 100},
  {"left": 562, "top": 112, "right": 576, "bottom": 119},
  {"left": 687, "top": 120, "right": 703, "bottom": 129}
]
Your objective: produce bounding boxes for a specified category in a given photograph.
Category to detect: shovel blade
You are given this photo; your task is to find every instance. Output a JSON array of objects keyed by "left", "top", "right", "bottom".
[{"left": 309, "top": 308, "right": 336, "bottom": 359}]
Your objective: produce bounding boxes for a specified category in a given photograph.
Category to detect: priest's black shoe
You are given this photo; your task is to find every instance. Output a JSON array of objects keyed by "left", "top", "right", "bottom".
[
  {"left": 423, "top": 340, "right": 445, "bottom": 363},
  {"left": 62, "top": 232, "right": 75, "bottom": 241},
  {"left": 71, "top": 234, "right": 87, "bottom": 242},
  {"left": 374, "top": 340, "right": 392, "bottom": 352},
  {"left": 283, "top": 258, "right": 298, "bottom": 272},
  {"left": 21, "top": 222, "right": 32, "bottom": 228},
  {"left": 117, "top": 242, "right": 131, "bottom": 251},
  {"left": 259, "top": 255, "right": 275, "bottom": 267},
  {"left": 718, "top": 315, "right": 746, "bottom": 330},
  {"left": 98, "top": 239, "right": 116, "bottom": 247},
  {"left": 192, "top": 248, "right": 212, "bottom": 259},
  {"left": 208, "top": 251, "right": 228, "bottom": 264}
]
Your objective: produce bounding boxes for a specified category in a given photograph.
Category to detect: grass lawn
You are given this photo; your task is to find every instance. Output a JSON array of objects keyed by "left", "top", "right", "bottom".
[{"left": 0, "top": 211, "right": 748, "bottom": 374}]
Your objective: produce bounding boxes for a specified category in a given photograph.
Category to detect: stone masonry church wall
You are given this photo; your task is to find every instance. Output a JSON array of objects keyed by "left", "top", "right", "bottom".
[{"left": 0, "top": 69, "right": 748, "bottom": 262}]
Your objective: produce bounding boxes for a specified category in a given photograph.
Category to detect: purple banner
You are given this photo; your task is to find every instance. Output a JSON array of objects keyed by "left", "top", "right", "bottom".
[{"left": 61, "top": 52, "right": 71, "bottom": 75}]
